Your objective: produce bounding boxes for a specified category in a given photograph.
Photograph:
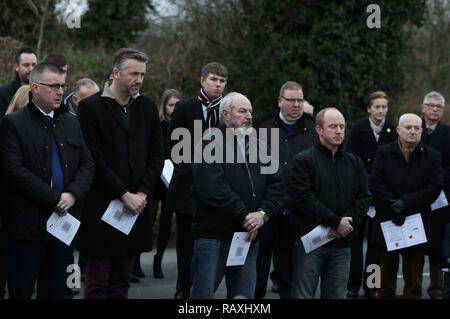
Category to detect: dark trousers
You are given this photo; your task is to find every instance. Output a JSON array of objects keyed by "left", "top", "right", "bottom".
[
  {"left": 84, "top": 254, "right": 135, "bottom": 299},
  {"left": 378, "top": 248, "right": 424, "bottom": 299},
  {"left": 255, "top": 214, "right": 295, "bottom": 299},
  {"left": 155, "top": 197, "right": 174, "bottom": 259},
  {"left": 7, "top": 237, "right": 74, "bottom": 299},
  {"left": 348, "top": 217, "right": 379, "bottom": 292},
  {"left": 175, "top": 213, "right": 194, "bottom": 297}
]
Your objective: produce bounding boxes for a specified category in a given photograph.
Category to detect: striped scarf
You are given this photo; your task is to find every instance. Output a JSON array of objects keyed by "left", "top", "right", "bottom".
[{"left": 198, "top": 87, "right": 222, "bottom": 129}]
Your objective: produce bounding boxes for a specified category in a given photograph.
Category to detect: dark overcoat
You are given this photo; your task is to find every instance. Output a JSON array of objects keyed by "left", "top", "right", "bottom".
[
  {"left": 345, "top": 117, "right": 398, "bottom": 173},
  {"left": 421, "top": 120, "right": 450, "bottom": 256},
  {"left": 0, "top": 100, "right": 95, "bottom": 241},
  {"left": 166, "top": 96, "right": 210, "bottom": 215},
  {"left": 76, "top": 90, "right": 164, "bottom": 257},
  {"left": 369, "top": 140, "right": 443, "bottom": 251}
]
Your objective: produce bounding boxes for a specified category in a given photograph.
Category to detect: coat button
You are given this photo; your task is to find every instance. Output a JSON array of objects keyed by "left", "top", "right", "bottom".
[
  {"left": 60, "top": 143, "right": 64, "bottom": 147},
  {"left": 64, "top": 164, "right": 68, "bottom": 168},
  {"left": 43, "top": 167, "right": 47, "bottom": 171}
]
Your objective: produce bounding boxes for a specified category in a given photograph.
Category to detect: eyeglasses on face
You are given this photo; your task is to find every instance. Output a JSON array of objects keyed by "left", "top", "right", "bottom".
[
  {"left": 424, "top": 103, "right": 444, "bottom": 109},
  {"left": 38, "top": 82, "right": 66, "bottom": 92},
  {"left": 281, "top": 96, "right": 304, "bottom": 104}
]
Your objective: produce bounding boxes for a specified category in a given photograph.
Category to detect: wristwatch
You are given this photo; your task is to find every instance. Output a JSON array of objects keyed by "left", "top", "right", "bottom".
[{"left": 259, "top": 210, "right": 269, "bottom": 223}]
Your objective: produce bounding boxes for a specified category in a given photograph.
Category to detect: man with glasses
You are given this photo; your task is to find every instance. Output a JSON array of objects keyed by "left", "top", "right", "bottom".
[
  {"left": 0, "top": 63, "right": 95, "bottom": 298},
  {"left": 254, "top": 81, "right": 318, "bottom": 299},
  {"left": 420, "top": 91, "right": 450, "bottom": 299}
]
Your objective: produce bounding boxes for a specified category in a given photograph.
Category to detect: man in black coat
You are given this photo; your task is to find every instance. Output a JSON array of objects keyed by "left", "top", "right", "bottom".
[
  {"left": 253, "top": 81, "right": 318, "bottom": 299},
  {"left": 0, "top": 63, "right": 95, "bottom": 299},
  {"left": 345, "top": 91, "right": 397, "bottom": 299},
  {"left": 167, "top": 62, "right": 227, "bottom": 298},
  {"left": 288, "top": 107, "right": 372, "bottom": 299},
  {"left": 190, "top": 92, "right": 284, "bottom": 298},
  {"left": 0, "top": 48, "right": 37, "bottom": 117},
  {"left": 76, "top": 48, "right": 164, "bottom": 299},
  {"left": 420, "top": 91, "right": 450, "bottom": 299},
  {"left": 370, "top": 113, "right": 443, "bottom": 299}
]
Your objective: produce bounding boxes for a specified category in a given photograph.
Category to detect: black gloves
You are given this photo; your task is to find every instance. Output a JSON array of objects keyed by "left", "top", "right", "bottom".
[
  {"left": 390, "top": 199, "right": 405, "bottom": 226},
  {"left": 392, "top": 213, "right": 406, "bottom": 226}
]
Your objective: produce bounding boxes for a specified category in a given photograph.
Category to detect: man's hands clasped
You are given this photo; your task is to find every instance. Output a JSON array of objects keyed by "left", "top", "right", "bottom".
[
  {"left": 243, "top": 211, "right": 266, "bottom": 241},
  {"left": 121, "top": 191, "right": 148, "bottom": 216}
]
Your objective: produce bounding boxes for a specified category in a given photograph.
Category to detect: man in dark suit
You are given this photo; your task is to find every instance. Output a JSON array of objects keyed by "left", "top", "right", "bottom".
[
  {"left": 76, "top": 48, "right": 164, "bottom": 299},
  {"left": 370, "top": 113, "right": 443, "bottom": 299},
  {"left": 167, "top": 62, "right": 227, "bottom": 298},
  {"left": 253, "top": 81, "right": 318, "bottom": 299},
  {"left": 190, "top": 92, "right": 284, "bottom": 298},
  {"left": 0, "top": 63, "right": 95, "bottom": 298},
  {"left": 420, "top": 91, "right": 450, "bottom": 299},
  {"left": 0, "top": 48, "right": 37, "bottom": 117}
]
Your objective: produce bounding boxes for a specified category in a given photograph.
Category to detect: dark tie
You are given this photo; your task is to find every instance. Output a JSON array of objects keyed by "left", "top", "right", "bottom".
[
  {"left": 206, "top": 105, "right": 218, "bottom": 129},
  {"left": 244, "top": 136, "right": 254, "bottom": 190},
  {"left": 427, "top": 127, "right": 433, "bottom": 135},
  {"left": 46, "top": 116, "right": 64, "bottom": 192}
]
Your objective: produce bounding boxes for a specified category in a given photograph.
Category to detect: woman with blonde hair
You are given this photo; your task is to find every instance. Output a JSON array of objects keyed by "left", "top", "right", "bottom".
[{"left": 6, "top": 85, "right": 30, "bottom": 114}]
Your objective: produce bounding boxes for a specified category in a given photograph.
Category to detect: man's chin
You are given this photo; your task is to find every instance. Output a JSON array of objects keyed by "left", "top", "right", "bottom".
[{"left": 235, "top": 126, "right": 254, "bottom": 136}]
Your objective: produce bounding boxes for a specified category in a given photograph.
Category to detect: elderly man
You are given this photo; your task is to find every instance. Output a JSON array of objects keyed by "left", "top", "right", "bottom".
[
  {"left": 77, "top": 48, "right": 164, "bottom": 299},
  {"left": 0, "top": 48, "right": 37, "bottom": 116},
  {"left": 0, "top": 63, "right": 95, "bottom": 298},
  {"left": 420, "top": 92, "right": 450, "bottom": 299},
  {"left": 254, "top": 81, "right": 318, "bottom": 299},
  {"left": 288, "top": 107, "right": 371, "bottom": 299},
  {"left": 189, "top": 92, "right": 284, "bottom": 299},
  {"left": 370, "top": 113, "right": 443, "bottom": 299}
]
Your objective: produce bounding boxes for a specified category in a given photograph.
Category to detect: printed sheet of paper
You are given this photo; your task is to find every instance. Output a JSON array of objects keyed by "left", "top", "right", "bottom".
[
  {"left": 380, "top": 213, "right": 427, "bottom": 251},
  {"left": 161, "top": 159, "right": 174, "bottom": 188},
  {"left": 46, "top": 212, "right": 80, "bottom": 246},
  {"left": 226, "top": 232, "right": 251, "bottom": 266},
  {"left": 101, "top": 199, "right": 138, "bottom": 235},
  {"left": 301, "top": 225, "right": 334, "bottom": 254},
  {"left": 367, "top": 206, "right": 376, "bottom": 219},
  {"left": 431, "top": 190, "right": 448, "bottom": 211}
]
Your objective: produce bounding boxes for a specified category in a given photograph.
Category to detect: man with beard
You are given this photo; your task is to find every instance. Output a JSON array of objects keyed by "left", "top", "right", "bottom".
[
  {"left": 0, "top": 48, "right": 37, "bottom": 116},
  {"left": 288, "top": 107, "right": 372, "bottom": 299},
  {"left": 76, "top": 48, "right": 164, "bottom": 299},
  {"left": 189, "top": 92, "right": 284, "bottom": 298},
  {"left": 167, "top": 62, "right": 228, "bottom": 298}
]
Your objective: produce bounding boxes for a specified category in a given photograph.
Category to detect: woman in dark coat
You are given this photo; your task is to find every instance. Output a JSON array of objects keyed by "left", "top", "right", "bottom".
[{"left": 345, "top": 91, "right": 398, "bottom": 298}]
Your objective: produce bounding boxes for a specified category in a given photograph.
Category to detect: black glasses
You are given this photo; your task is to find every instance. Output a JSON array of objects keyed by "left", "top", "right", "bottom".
[
  {"left": 38, "top": 82, "right": 66, "bottom": 92},
  {"left": 424, "top": 103, "right": 444, "bottom": 109},
  {"left": 281, "top": 96, "right": 304, "bottom": 104}
]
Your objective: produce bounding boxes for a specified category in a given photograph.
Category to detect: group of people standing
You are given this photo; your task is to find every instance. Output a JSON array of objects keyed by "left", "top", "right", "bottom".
[{"left": 0, "top": 46, "right": 448, "bottom": 300}]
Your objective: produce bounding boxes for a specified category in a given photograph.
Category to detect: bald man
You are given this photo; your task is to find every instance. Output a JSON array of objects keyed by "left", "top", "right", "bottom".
[
  {"left": 288, "top": 107, "right": 371, "bottom": 299},
  {"left": 370, "top": 113, "right": 443, "bottom": 299}
]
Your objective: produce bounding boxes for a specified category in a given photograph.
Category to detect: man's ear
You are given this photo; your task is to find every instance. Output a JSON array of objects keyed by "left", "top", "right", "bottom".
[{"left": 14, "top": 63, "right": 19, "bottom": 72}]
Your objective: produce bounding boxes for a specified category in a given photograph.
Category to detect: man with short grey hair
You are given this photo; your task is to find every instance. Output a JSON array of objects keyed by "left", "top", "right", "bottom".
[
  {"left": 77, "top": 48, "right": 164, "bottom": 299},
  {"left": 190, "top": 92, "right": 284, "bottom": 298},
  {"left": 420, "top": 91, "right": 450, "bottom": 299}
]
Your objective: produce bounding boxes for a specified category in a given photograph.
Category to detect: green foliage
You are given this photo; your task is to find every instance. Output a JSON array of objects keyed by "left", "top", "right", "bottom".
[
  {"left": 224, "top": 0, "right": 427, "bottom": 125},
  {"left": 73, "top": 0, "right": 155, "bottom": 50}
]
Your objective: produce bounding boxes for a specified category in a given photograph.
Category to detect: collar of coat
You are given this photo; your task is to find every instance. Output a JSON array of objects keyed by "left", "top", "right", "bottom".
[
  {"left": 391, "top": 138, "right": 425, "bottom": 157},
  {"left": 26, "top": 90, "right": 69, "bottom": 119},
  {"left": 316, "top": 142, "right": 345, "bottom": 159}
]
